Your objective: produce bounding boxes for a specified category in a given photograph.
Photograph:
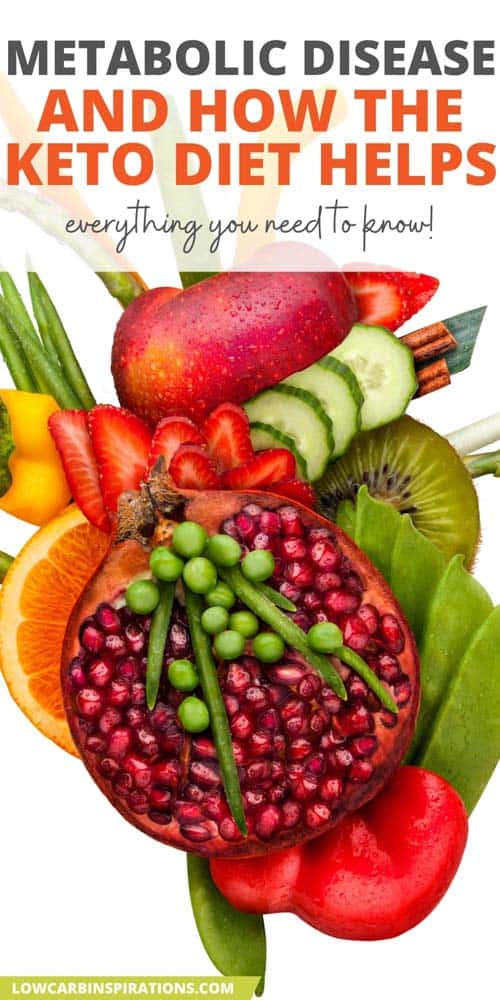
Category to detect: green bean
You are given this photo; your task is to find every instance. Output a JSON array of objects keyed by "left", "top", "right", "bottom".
[
  {"left": 0, "top": 310, "right": 36, "bottom": 391},
  {"left": 337, "top": 646, "right": 398, "bottom": 714},
  {"left": 28, "top": 272, "right": 96, "bottom": 409},
  {"left": 0, "top": 273, "right": 47, "bottom": 391},
  {"left": 255, "top": 581, "right": 296, "bottom": 612},
  {"left": 27, "top": 272, "right": 60, "bottom": 364},
  {"left": 0, "top": 297, "right": 80, "bottom": 409},
  {"left": 185, "top": 588, "right": 247, "bottom": 835},
  {"left": 0, "top": 550, "right": 14, "bottom": 581},
  {"left": 146, "top": 582, "right": 175, "bottom": 710},
  {"left": 220, "top": 566, "right": 347, "bottom": 700},
  {"left": 187, "top": 855, "right": 266, "bottom": 995}
]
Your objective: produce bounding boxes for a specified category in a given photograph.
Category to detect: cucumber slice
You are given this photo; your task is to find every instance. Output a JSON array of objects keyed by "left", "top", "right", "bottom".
[
  {"left": 244, "top": 385, "right": 333, "bottom": 482},
  {"left": 332, "top": 324, "right": 417, "bottom": 431},
  {"left": 283, "top": 357, "right": 363, "bottom": 459},
  {"left": 249, "top": 421, "right": 308, "bottom": 480}
]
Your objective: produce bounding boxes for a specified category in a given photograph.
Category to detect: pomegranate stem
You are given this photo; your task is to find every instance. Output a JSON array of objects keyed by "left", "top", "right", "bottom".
[
  {"left": 185, "top": 588, "right": 247, "bottom": 836},
  {"left": 146, "top": 582, "right": 175, "bottom": 710},
  {"left": 220, "top": 567, "right": 347, "bottom": 700},
  {"left": 337, "top": 646, "right": 398, "bottom": 714}
]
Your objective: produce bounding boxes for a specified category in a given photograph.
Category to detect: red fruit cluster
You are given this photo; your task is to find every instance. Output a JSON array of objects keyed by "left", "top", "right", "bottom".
[{"left": 49, "top": 403, "right": 315, "bottom": 532}]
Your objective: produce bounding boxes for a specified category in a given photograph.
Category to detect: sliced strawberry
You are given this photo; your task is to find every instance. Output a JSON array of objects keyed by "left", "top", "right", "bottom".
[
  {"left": 148, "top": 416, "right": 205, "bottom": 473},
  {"left": 269, "top": 478, "right": 317, "bottom": 509},
  {"left": 222, "top": 449, "right": 296, "bottom": 489},
  {"left": 344, "top": 271, "right": 439, "bottom": 331},
  {"left": 48, "top": 410, "right": 110, "bottom": 532},
  {"left": 170, "top": 445, "right": 220, "bottom": 490},
  {"left": 202, "top": 403, "right": 254, "bottom": 472},
  {"left": 88, "top": 405, "right": 152, "bottom": 514}
]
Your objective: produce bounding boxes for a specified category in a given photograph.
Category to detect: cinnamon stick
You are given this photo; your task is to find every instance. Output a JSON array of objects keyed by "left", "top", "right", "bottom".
[
  {"left": 401, "top": 321, "right": 457, "bottom": 363},
  {"left": 415, "top": 359, "right": 451, "bottom": 397}
]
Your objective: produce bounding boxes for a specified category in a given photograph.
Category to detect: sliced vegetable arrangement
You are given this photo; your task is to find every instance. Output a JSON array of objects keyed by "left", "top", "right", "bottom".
[{"left": 0, "top": 257, "right": 498, "bottom": 996}]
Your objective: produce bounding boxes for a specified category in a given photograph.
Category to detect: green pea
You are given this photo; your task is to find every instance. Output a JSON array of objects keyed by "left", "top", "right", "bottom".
[
  {"left": 201, "top": 606, "right": 229, "bottom": 635},
  {"left": 252, "top": 631, "right": 285, "bottom": 663},
  {"left": 206, "top": 534, "right": 242, "bottom": 567},
  {"left": 307, "top": 622, "right": 342, "bottom": 654},
  {"left": 125, "top": 579, "right": 160, "bottom": 614},
  {"left": 214, "top": 630, "right": 246, "bottom": 660},
  {"left": 168, "top": 659, "right": 199, "bottom": 692},
  {"left": 241, "top": 549, "right": 275, "bottom": 583},
  {"left": 178, "top": 696, "right": 210, "bottom": 733},
  {"left": 229, "top": 610, "right": 259, "bottom": 639},
  {"left": 172, "top": 521, "right": 208, "bottom": 558},
  {"left": 149, "top": 546, "right": 185, "bottom": 582},
  {"left": 183, "top": 557, "right": 218, "bottom": 595},
  {"left": 205, "top": 582, "right": 236, "bottom": 610}
]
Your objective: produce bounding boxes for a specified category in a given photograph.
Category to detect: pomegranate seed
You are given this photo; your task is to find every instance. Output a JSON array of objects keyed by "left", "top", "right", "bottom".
[
  {"left": 98, "top": 707, "right": 122, "bottom": 735},
  {"left": 344, "top": 572, "right": 363, "bottom": 595},
  {"left": 135, "top": 728, "right": 159, "bottom": 756},
  {"left": 303, "top": 591, "right": 322, "bottom": 612},
  {"left": 358, "top": 604, "right": 380, "bottom": 635},
  {"left": 259, "top": 511, "right": 281, "bottom": 535},
  {"left": 377, "top": 652, "right": 401, "bottom": 683},
  {"left": 123, "top": 755, "right": 152, "bottom": 789},
  {"left": 285, "top": 561, "right": 314, "bottom": 588},
  {"left": 223, "top": 694, "right": 240, "bottom": 717},
  {"left": 281, "top": 537, "right": 307, "bottom": 559},
  {"left": 309, "top": 540, "right": 341, "bottom": 571},
  {"left": 310, "top": 708, "right": 329, "bottom": 734},
  {"left": 152, "top": 760, "right": 179, "bottom": 787},
  {"left": 169, "top": 623, "right": 190, "bottom": 658},
  {"left": 96, "top": 604, "right": 121, "bottom": 633},
  {"left": 350, "top": 735, "right": 378, "bottom": 758},
  {"left": 108, "top": 680, "right": 131, "bottom": 707},
  {"left": 225, "top": 664, "right": 251, "bottom": 694},
  {"left": 343, "top": 616, "right": 370, "bottom": 652},
  {"left": 204, "top": 792, "right": 228, "bottom": 821},
  {"left": 380, "top": 614, "right": 405, "bottom": 653},
  {"left": 245, "top": 687, "right": 269, "bottom": 711},
  {"left": 314, "top": 611, "right": 329, "bottom": 624},
  {"left": 289, "top": 738, "right": 313, "bottom": 759},
  {"left": 243, "top": 503, "right": 263, "bottom": 517},
  {"left": 99, "top": 757, "right": 119, "bottom": 778},
  {"left": 259, "top": 708, "right": 280, "bottom": 731},
  {"left": 393, "top": 676, "right": 412, "bottom": 706},
  {"left": 159, "top": 729, "right": 183, "bottom": 753},
  {"left": 150, "top": 787, "right": 172, "bottom": 809},
  {"left": 181, "top": 823, "right": 213, "bottom": 843},
  {"left": 347, "top": 676, "right": 369, "bottom": 700},
  {"left": 88, "top": 657, "right": 113, "bottom": 687},
  {"left": 235, "top": 513, "right": 257, "bottom": 542},
  {"left": 128, "top": 790, "right": 149, "bottom": 813},
  {"left": 255, "top": 805, "right": 282, "bottom": 840},
  {"left": 320, "top": 777, "right": 343, "bottom": 801},
  {"left": 268, "top": 664, "right": 306, "bottom": 685},
  {"left": 131, "top": 682, "right": 146, "bottom": 705},
  {"left": 320, "top": 688, "right": 342, "bottom": 714},
  {"left": 305, "top": 753, "right": 325, "bottom": 776},
  {"left": 76, "top": 688, "right": 103, "bottom": 718},
  {"left": 231, "top": 712, "right": 253, "bottom": 740},
  {"left": 68, "top": 658, "right": 86, "bottom": 688},
  {"left": 350, "top": 760, "right": 374, "bottom": 782},
  {"left": 86, "top": 735, "right": 106, "bottom": 754},
  {"left": 247, "top": 731, "right": 273, "bottom": 756},
  {"left": 282, "top": 800, "right": 301, "bottom": 827},
  {"left": 219, "top": 817, "right": 240, "bottom": 840},
  {"left": 117, "top": 656, "right": 140, "bottom": 682},
  {"left": 232, "top": 741, "right": 248, "bottom": 765},
  {"left": 190, "top": 761, "right": 221, "bottom": 787},
  {"left": 125, "top": 623, "right": 145, "bottom": 654},
  {"left": 336, "top": 703, "right": 374, "bottom": 737},
  {"left": 222, "top": 516, "right": 239, "bottom": 539},
  {"left": 298, "top": 674, "right": 322, "bottom": 700},
  {"left": 104, "top": 633, "right": 127, "bottom": 657},
  {"left": 271, "top": 760, "right": 286, "bottom": 781},
  {"left": 380, "top": 709, "right": 398, "bottom": 728},
  {"left": 185, "top": 783, "right": 205, "bottom": 803},
  {"left": 324, "top": 590, "right": 361, "bottom": 616},
  {"left": 80, "top": 623, "right": 104, "bottom": 654},
  {"left": 279, "top": 581, "right": 302, "bottom": 605},
  {"left": 107, "top": 727, "right": 133, "bottom": 759},
  {"left": 307, "top": 527, "right": 330, "bottom": 542},
  {"left": 245, "top": 789, "right": 266, "bottom": 808},
  {"left": 279, "top": 506, "right": 305, "bottom": 537},
  {"left": 291, "top": 610, "right": 311, "bottom": 630},
  {"left": 192, "top": 736, "right": 217, "bottom": 759},
  {"left": 150, "top": 703, "right": 174, "bottom": 731},
  {"left": 305, "top": 802, "right": 330, "bottom": 828},
  {"left": 330, "top": 748, "right": 354, "bottom": 772}
]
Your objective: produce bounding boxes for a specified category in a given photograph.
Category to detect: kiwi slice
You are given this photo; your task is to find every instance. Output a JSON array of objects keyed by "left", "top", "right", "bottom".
[{"left": 317, "top": 415, "right": 480, "bottom": 566}]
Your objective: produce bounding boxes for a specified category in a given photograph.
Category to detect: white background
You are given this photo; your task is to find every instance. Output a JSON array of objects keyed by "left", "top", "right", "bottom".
[{"left": 0, "top": 2, "right": 499, "bottom": 999}]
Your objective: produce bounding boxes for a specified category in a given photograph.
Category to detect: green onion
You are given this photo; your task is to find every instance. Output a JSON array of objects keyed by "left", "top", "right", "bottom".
[
  {"left": 0, "top": 297, "right": 80, "bottom": 409},
  {"left": 27, "top": 272, "right": 60, "bottom": 364},
  {"left": 0, "top": 550, "right": 14, "bottom": 581},
  {"left": 146, "top": 582, "right": 175, "bottom": 710},
  {"left": 185, "top": 588, "right": 247, "bottom": 835},
  {"left": 337, "top": 645, "right": 398, "bottom": 714},
  {"left": 28, "top": 272, "right": 96, "bottom": 409},
  {"left": 0, "top": 309, "right": 36, "bottom": 391},
  {"left": 220, "top": 566, "right": 347, "bottom": 700}
]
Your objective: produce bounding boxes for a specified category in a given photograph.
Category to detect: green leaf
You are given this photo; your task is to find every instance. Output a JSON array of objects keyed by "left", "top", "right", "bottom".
[
  {"left": 187, "top": 856, "right": 266, "bottom": 995},
  {"left": 0, "top": 397, "right": 15, "bottom": 497}
]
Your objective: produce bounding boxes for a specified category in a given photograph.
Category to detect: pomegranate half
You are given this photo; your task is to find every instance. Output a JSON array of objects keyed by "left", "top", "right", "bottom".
[{"left": 62, "top": 484, "right": 419, "bottom": 857}]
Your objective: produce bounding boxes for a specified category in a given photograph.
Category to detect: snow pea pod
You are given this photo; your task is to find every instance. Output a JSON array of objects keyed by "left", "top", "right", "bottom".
[
  {"left": 409, "top": 554, "right": 492, "bottom": 760},
  {"left": 417, "top": 605, "right": 500, "bottom": 813},
  {"left": 390, "top": 514, "right": 446, "bottom": 642},
  {"left": 187, "top": 855, "right": 266, "bottom": 995}
]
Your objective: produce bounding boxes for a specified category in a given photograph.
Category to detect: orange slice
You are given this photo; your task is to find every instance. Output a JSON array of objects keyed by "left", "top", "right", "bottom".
[{"left": 0, "top": 505, "right": 110, "bottom": 754}]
